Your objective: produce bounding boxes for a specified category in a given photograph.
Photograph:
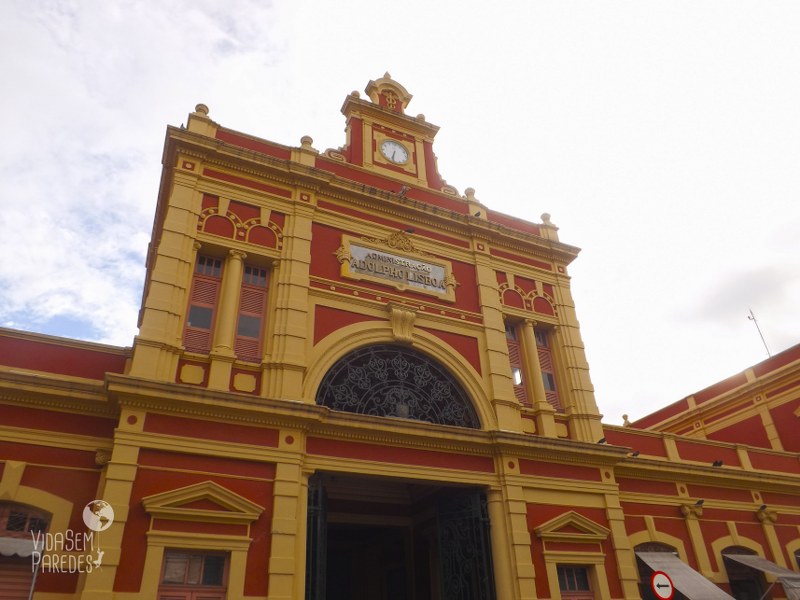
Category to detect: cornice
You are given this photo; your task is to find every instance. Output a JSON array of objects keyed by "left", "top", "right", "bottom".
[
  {"left": 166, "top": 127, "right": 579, "bottom": 266},
  {"left": 0, "top": 368, "right": 115, "bottom": 417},
  {"left": 341, "top": 95, "right": 440, "bottom": 138},
  {"left": 106, "top": 373, "right": 325, "bottom": 430},
  {"left": 614, "top": 456, "right": 800, "bottom": 493},
  {"left": 106, "top": 374, "right": 632, "bottom": 469},
  {"left": 0, "top": 327, "right": 131, "bottom": 355},
  {"left": 633, "top": 349, "right": 800, "bottom": 433}
]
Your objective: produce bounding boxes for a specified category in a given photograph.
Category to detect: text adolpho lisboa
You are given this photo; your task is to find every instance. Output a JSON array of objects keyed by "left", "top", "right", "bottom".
[{"left": 31, "top": 500, "right": 115, "bottom": 573}]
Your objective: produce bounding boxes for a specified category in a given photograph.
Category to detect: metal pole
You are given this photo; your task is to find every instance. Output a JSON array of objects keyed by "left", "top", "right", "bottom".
[{"left": 748, "top": 309, "right": 772, "bottom": 357}]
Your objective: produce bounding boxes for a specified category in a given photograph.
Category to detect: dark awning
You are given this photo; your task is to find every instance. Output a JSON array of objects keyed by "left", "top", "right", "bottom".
[
  {"left": 723, "top": 554, "right": 800, "bottom": 600},
  {"left": 637, "top": 552, "right": 734, "bottom": 599}
]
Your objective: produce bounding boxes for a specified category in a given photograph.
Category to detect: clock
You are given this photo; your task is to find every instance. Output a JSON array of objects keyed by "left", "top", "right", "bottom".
[{"left": 380, "top": 139, "right": 409, "bottom": 164}]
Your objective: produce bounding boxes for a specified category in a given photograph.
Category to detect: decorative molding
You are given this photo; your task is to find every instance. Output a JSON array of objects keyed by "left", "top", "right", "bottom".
[
  {"left": 361, "top": 230, "right": 430, "bottom": 256},
  {"left": 534, "top": 510, "right": 611, "bottom": 543},
  {"left": 680, "top": 504, "right": 703, "bottom": 519},
  {"left": 142, "top": 480, "right": 264, "bottom": 525},
  {"left": 389, "top": 303, "right": 416, "bottom": 344},
  {"left": 95, "top": 448, "right": 112, "bottom": 467},
  {"left": 756, "top": 508, "right": 778, "bottom": 523}
]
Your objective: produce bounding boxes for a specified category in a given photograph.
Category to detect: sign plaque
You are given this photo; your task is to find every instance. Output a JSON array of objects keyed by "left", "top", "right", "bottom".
[{"left": 336, "top": 232, "right": 457, "bottom": 301}]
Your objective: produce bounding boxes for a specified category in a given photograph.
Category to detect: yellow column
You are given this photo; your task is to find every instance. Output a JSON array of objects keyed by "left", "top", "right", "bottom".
[
  {"left": 681, "top": 504, "right": 713, "bottom": 574},
  {"left": 758, "top": 509, "right": 786, "bottom": 567},
  {"left": 520, "top": 320, "right": 557, "bottom": 437},
  {"left": 79, "top": 410, "right": 142, "bottom": 599},
  {"left": 263, "top": 204, "right": 314, "bottom": 400},
  {"left": 473, "top": 248, "right": 523, "bottom": 431},
  {"left": 487, "top": 487, "right": 516, "bottom": 600},
  {"left": 130, "top": 170, "right": 202, "bottom": 381},
  {"left": 551, "top": 281, "right": 604, "bottom": 442},
  {"left": 208, "top": 249, "right": 246, "bottom": 390},
  {"left": 267, "top": 460, "right": 307, "bottom": 600},
  {"left": 490, "top": 467, "right": 537, "bottom": 600},
  {"left": 605, "top": 494, "right": 642, "bottom": 599}
]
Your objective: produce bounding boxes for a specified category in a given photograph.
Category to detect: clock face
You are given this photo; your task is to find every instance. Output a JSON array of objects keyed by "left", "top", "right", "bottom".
[{"left": 380, "top": 139, "right": 409, "bottom": 164}]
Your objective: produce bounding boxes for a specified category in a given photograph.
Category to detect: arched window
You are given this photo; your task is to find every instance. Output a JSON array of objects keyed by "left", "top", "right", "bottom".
[
  {"left": 316, "top": 344, "right": 480, "bottom": 429},
  {"left": 722, "top": 546, "right": 768, "bottom": 600},
  {"left": 634, "top": 543, "right": 680, "bottom": 600},
  {"left": 0, "top": 502, "right": 51, "bottom": 598}
]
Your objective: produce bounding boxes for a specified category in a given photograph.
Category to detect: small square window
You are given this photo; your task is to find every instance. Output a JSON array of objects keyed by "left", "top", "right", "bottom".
[
  {"left": 188, "top": 306, "right": 213, "bottom": 330},
  {"left": 243, "top": 265, "right": 268, "bottom": 287},
  {"left": 557, "top": 565, "right": 591, "bottom": 592},
  {"left": 505, "top": 323, "right": 518, "bottom": 341},
  {"left": 6, "top": 512, "right": 27, "bottom": 532},
  {"left": 161, "top": 550, "right": 227, "bottom": 586},
  {"left": 542, "top": 372, "right": 557, "bottom": 391},
  {"left": 196, "top": 256, "right": 222, "bottom": 277},
  {"left": 237, "top": 315, "right": 261, "bottom": 338}
]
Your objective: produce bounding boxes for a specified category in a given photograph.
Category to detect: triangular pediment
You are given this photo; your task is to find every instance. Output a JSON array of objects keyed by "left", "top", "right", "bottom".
[
  {"left": 534, "top": 511, "right": 610, "bottom": 543},
  {"left": 142, "top": 481, "right": 263, "bottom": 525}
]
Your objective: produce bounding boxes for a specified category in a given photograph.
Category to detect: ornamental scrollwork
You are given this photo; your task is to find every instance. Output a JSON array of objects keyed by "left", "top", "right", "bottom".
[
  {"left": 360, "top": 231, "right": 431, "bottom": 257},
  {"left": 316, "top": 345, "right": 479, "bottom": 429}
]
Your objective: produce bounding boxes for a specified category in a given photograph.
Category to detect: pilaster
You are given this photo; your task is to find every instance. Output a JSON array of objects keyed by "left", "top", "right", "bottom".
[
  {"left": 488, "top": 480, "right": 538, "bottom": 600},
  {"left": 681, "top": 504, "right": 713, "bottom": 574},
  {"left": 130, "top": 170, "right": 202, "bottom": 381},
  {"left": 267, "top": 461, "right": 307, "bottom": 600},
  {"left": 263, "top": 204, "right": 314, "bottom": 400},
  {"left": 551, "top": 281, "right": 603, "bottom": 442},
  {"left": 605, "top": 494, "right": 642, "bottom": 599},
  {"left": 474, "top": 252, "right": 523, "bottom": 432},
  {"left": 78, "top": 411, "right": 141, "bottom": 599},
  {"left": 757, "top": 508, "right": 785, "bottom": 567}
]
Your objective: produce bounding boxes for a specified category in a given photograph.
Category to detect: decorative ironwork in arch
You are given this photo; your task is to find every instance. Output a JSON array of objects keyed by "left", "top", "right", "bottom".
[{"left": 316, "top": 344, "right": 480, "bottom": 429}]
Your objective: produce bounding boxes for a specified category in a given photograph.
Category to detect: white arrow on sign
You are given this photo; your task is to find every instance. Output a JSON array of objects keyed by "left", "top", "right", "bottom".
[{"left": 651, "top": 570, "right": 675, "bottom": 600}]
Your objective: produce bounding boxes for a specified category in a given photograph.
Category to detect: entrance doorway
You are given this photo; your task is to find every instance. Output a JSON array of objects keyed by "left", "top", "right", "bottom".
[{"left": 306, "top": 474, "right": 496, "bottom": 600}]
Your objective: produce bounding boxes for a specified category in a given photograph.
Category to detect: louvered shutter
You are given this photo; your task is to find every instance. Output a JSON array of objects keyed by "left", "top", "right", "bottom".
[
  {"left": 537, "top": 345, "right": 562, "bottom": 411},
  {"left": 184, "top": 274, "right": 222, "bottom": 354},
  {"left": 0, "top": 558, "right": 33, "bottom": 600},
  {"left": 234, "top": 267, "right": 269, "bottom": 363}
]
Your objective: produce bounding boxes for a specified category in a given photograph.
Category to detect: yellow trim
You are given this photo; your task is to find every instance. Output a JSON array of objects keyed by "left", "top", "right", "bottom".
[
  {"left": 142, "top": 480, "right": 264, "bottom": 525},
  {"left": 534, "top": 510, "right": 611, "bottom": 543}
]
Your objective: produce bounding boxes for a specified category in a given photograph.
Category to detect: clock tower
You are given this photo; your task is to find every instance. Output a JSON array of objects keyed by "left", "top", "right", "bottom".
[{"left": 340, "top": 72, "right": 449, "bottom": 190}]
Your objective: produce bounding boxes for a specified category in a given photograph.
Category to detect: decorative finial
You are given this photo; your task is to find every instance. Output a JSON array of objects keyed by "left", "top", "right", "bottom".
[
  {"left": 464, "top": 187, "right": 476, "bottom": 201},
  {"left": 384, "top": 71, "right": 392, "bottom": 79},
  {"left": 622, "top": 414, "right": 631, "bottom": 427},
  {"left": 301, "top": 135, "right": 314, "bottom": 149},
  {"left": 350, "top": 90, "right": 360, "bottom": 98},
  {"left": 194, "top": 103, "right": 209, "bottom": 116},
  {"left": 416, "top": 114, "right": 426, "bottom": 121},
  {"left": 541, "top": 213, "right": 552, "bottom": 225}
]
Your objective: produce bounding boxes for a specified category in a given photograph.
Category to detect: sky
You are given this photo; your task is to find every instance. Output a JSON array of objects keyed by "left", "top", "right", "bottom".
[{"left": 1, "top": 1, "right": 798, "bottom": 424}]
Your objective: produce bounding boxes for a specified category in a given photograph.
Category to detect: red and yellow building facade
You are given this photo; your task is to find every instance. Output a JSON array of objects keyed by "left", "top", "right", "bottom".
[{"left": 1, "top": 74, "right": 799, "bottom": 599}]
